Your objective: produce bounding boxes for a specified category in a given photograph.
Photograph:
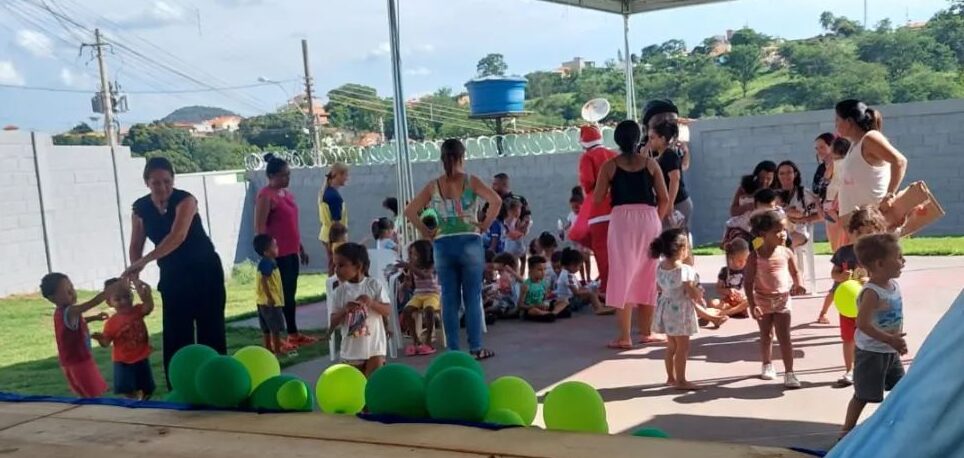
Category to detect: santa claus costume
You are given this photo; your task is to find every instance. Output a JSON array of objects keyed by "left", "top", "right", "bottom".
[{"left": 571, "top": 125, "right": 617, "bottom": 297}]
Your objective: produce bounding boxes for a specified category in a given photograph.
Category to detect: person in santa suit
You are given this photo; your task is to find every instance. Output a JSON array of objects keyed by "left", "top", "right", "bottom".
[{"left": 572, "top": 124, "right": 617, "bottom": 299}]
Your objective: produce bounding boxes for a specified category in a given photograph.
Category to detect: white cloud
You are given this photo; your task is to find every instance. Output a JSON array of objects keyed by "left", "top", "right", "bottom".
[
  {"left": 366, "top": 42, "right": 436, "bottom": 60},
  {"left": 416, "top": 44, "right": 435, "bottom": 53},
  {"left": 15, "top": 30, "right": 55, "bottom": 59},
  {"left": 111, "top": 1, "right": 185, "bottom": 28},
  {"left": 404, "top": 66, "right": 431, "bottom": 76},
  {"left": 367, "top": 42, "right": 391, "bottom": 59},
  {"left": 0, "top": 61, "right": 25, "bottom": 86},
  {"left": 60, "top": 68, "right": 76, "bottom": 87}
]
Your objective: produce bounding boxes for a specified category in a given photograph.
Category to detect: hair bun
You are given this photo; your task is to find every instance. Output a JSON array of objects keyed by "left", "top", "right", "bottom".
[{"left": 263, "top": 153, "right": 276, "bottom": 161}]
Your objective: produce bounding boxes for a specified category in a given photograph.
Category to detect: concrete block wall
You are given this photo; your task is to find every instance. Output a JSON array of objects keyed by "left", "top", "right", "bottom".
[{"left": 0, "top": 131, "right": 49, "bottom": 295}]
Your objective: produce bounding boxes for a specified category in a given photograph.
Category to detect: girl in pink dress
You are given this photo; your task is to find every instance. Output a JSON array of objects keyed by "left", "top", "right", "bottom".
[{"left": 745, "top": 211, "right": 807, "bottom": 389}]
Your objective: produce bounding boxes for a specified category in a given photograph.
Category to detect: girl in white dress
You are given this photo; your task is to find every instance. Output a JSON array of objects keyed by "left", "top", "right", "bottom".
[{"left": 651, "top": 228, "right": 726, "bottom": 390}]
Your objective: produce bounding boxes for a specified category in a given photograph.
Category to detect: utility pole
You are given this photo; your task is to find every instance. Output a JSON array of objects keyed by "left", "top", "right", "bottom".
[
  {"left": 301, "top": 39, "right": 320, "bottom": 155},
  {"left": 86, "top": 29, "right": 128, "bottom": 267},
  {"left": 864, "top": 0, "right": 868, "bottom": 28},
  {"left": 379, "top": 116, "right": 386, "bottom": 141}
]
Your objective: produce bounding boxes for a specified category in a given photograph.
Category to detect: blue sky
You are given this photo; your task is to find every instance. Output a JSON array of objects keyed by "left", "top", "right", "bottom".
[{"left": 0, "top": 0, "right": 951, "bottom": 132}]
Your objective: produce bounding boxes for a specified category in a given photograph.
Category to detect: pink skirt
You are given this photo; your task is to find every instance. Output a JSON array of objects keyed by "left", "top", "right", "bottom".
[{"left": 606, "top": 204, "right": 662, "bottom": 308}]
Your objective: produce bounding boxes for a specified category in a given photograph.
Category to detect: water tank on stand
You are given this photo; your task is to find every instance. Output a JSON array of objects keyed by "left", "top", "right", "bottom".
[{"left": 465, "top": 76, "right": 529, "bottom": 156}]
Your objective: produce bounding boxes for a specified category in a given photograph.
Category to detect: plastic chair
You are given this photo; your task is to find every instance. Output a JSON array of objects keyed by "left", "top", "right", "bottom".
[
  {"left": 324, "top": 275, "right": 338, "bottom": 362},
  {"left": 793, "top": 223, "right": 818, "bottom": 294},
  {"left": 368, "top": 249, "right": 402, "bottom": 357}
]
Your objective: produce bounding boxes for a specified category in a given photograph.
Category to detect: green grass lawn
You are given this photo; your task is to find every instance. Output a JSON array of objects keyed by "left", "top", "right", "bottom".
[
  {"left": 692, "top": 236, "right": 964, "bottom": 257},
  {"left": 0, "top": 273, "right": 328, "bottom": 397}
]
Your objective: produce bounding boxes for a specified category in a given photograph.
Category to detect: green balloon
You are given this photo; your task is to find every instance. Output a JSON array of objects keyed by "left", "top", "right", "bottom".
[
  {"left": 195, "top": 355, "right": 252, "bottom": 408},
  {"left": 488, "top": 376, "right": 537, "bottom": 426},
  {"left": 484, "top": 408, "right": 524, "bottom": 426},
  {"left": 164, "top": 390, "right": 186, "bottom": 403},
  {"left": 233, "top": 345, "right": 280, "bottom": 394},
  {"left": 543, "top": 381, "right": 608, "bottom": 434},
  {"left": 277, "top": 379, "right": 310, "bottom": 411},
  {"left": 426, "top": 367, "right": 489, "bottom": 422},
  {"left": 168, "top": 344, "right": 218, "bottom": 404},
  {"left": 425, "top": 351, "right": 483, "bottom": 385},
  {"left": 365, "top": 364, "right": 426, "bottom": 418},
  {"left": 249, "top": 375, "right": 291, "bottom": 410},
  {"left": 834, "top": 279, "right": 862, "bottom": 318},
  {"left": 316, "top": 364, "right": 366, "bottom": 415},
  {"left": 632, "top": 427, "right": 670, "bottom": 438}
]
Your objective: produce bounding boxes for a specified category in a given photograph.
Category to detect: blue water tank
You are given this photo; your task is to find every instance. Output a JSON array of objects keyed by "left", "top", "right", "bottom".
[{"left": 465, "top": 76, "right": 527, "bottom": 117}]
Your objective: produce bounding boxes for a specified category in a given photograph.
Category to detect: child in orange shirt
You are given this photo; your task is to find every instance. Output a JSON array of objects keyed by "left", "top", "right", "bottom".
[{"left": 92, "top": 278, "right": 156, "bottom": 400}]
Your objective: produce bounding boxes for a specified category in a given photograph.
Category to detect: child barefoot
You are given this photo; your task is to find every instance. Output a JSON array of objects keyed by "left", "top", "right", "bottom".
[
  {"left": 398, "top": 240, "right": 440, "bottom": 356},
  {"left": 745, "top": 211, "right": 807, "bottom": 388},
  {"left": 555, "top": 248, "right": 612, "bottom": 315},
  {"left": 651, "top": 229, "right": 727, "bottom": 390},
  {"left": 712, "top": 238, "right": 751, "bottom": 319},
  {"left": 252, "top": 235, "right": 288, "bottom": 356},
  {"left": 329, "top": 243, "right": 392, "bottom": 377},
  {"left": 517, "top": 256, "right": 570, "bottom": 322},
  {"left": 841, "top": 233, "right": 907, "bottom": 437},
  {"left": 92, "top": 278, "right": 156, "bottom": 400},
  {"left": 815, "top": 206, "right": 887, "bottom": 386},
  {"left": 40, "top": 273, "right": 109, "bottom": 398}
]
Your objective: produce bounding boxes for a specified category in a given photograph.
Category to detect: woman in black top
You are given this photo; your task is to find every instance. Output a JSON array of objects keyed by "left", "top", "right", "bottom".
[
  {"left": 123, "top": 157, "right": 226, "bottom": 383},
  {"left": 648, "top": 120, "right": 692, "bottom": 229},
  {"left": 594, "top": 120, "right": 670, "bottom": 350}
]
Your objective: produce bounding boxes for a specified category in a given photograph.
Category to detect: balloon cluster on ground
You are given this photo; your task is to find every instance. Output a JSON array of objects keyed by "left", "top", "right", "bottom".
[
  {"left": 164, "top": 346, "right": 612, "bottom": 435},
  {"left": 165, "top": 344, "right": 311, "bottom": 411}
]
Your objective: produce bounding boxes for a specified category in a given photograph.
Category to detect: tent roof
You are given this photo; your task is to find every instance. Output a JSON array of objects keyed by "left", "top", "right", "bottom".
[{"left": 535, "top": 0, "right": 731, "bottom": 15}]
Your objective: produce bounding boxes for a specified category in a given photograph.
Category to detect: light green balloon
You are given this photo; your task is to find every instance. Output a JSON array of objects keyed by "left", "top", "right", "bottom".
[
  {"left": 484, "top": 408, "right": 525, "bottom": 426},
  {"left": 233, "top": 346, "right": 281, "bottom": 394},
  {"left": 488, "top": 376, "right": 537, "bottom": 426},
  {"left": 543, "top": 381, "right": 608, "bottom": 434},
  {"left": 277, "top": 379, "right": 310, "bottom": 411},
  {"left": 834, "top": 280, "right": 862, "bottom": 318},
  {"left": 315, "top": 364, "right": 367, "bottom": 415}
]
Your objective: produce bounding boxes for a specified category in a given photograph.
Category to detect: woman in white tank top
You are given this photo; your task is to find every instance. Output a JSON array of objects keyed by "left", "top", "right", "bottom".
[{"left": 834, "top": 100, "right": 908, "bottom": 232}]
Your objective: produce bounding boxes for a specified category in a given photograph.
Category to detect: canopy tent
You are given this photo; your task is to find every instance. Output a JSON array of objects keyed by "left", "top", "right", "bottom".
[{"left": 384, "top": 0, "right": 731, "bottom": 245}]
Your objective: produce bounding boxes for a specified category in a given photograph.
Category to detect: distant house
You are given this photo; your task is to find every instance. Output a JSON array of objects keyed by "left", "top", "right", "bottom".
[
  {"left": 555, "top": 57, "right": 595, "bottom": 76},
  {"left": 355, "top": 132, "right": 383, "bottom": 147},
  {"left": 204, "top": 115, "right": 242, "bottom": 132},
  {"left": 288, "top": 94, "right": 330, "bottom": 126}
]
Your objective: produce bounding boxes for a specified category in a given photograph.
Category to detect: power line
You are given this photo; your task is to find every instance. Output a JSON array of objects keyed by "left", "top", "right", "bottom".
[{"left": 0, "top": 80, "right": 300, "bottom": 94}]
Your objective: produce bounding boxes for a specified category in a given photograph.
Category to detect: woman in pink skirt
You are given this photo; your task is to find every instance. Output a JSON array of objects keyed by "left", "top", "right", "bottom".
[{"left": 594, "top": 120, "right": 670, "bottom": 349}]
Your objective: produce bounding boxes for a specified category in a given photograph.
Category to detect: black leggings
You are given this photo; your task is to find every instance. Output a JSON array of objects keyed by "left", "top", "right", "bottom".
[
  {"left": 276, "top": 254, "right": 300, "bottom": 334},
  {"left": 160, "top": 261, "right": 226, "bottom": 388}
]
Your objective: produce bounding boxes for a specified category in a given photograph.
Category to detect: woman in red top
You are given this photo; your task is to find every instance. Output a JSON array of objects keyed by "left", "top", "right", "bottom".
[
  {"left": 576, "top": 125, "right": 617, "bottom": 297},
  {"left": 254, "top": 154, "right": 312, "bottom": 348}
]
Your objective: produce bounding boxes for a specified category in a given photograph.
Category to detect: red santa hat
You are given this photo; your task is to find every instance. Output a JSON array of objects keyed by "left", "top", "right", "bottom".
[{"left": 579, "top": 125, "right": 603, "bottom": 148}]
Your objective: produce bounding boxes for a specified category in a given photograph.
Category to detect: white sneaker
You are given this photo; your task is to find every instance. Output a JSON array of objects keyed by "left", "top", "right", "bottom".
[
  {"left": 837, "top": 372, "right": 853, "bottom": 386},
  {"left": 760, "top": 363, "right": 776, "bottom": 380},
  {"left": 784, "top": 372, "right": 801, "bottom": 389}
]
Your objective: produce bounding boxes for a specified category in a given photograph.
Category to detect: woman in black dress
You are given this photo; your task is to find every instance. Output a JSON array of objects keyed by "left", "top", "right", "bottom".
[{"left": 123, "top": 157, "right": 226, "bottom": 381}]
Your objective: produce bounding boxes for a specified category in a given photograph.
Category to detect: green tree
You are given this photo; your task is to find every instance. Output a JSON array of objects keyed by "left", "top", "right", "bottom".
[
  {"left": 856, "top": 29, "right": 957, "bottom": 78},
  {"left": 69, "top": 122, "right": 94, "bottom": 134},
  {"left": 724, "top": 45, "right": 763, "bottom": 97},
  {"left": 324, "top": 84, "right": 383, "bottom": 134},
  {"left": 831, "top": 16, "right": 864, "bottom": 37},
  {"left": 875, "top": 18, "right": 893, "bottom": 33},
  {"left": 780, "top": 40, "right": 853, "bottom": 77},
  {"left": 892, "top": 65, "right": 964, "bottom": 103},
  {"left": 686, "top": 65, "right": 733, "bottom": 117},
  {"left": 729, "top": 27, "right": 771, "bottom": 47},
  {"left": 819, "top": 11, "right": 836, "bottom": 31},
  {"left": 927, "top": 4, "right": 964, "bottom": 65},
  {"left": 123, "top": 122, "right": 194, "bottom": 155},
  {"left": 238, "top": 109, "right": 309, "bottom": 150},
  {"left": 191, "top": 137, "right": 254, "bottom": 171},
  {"left": 144, "top": 149, "right": 200, "bottom": 174},
  {"left": 476, "top": 53, "right": 508, "bottom": 77}
]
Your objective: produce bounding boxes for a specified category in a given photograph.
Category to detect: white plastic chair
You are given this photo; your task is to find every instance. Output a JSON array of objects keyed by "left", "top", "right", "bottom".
[
  {"left": 793, "top": 223, "right": 818, "bottom": 294},
  {"left": 368, "top": 249, "right": 402, "bottom": 357}
]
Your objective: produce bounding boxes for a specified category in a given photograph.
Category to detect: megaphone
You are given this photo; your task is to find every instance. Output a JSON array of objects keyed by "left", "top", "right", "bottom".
[{"left": 581, "top": 98, "right": 610, "bottom": 123}]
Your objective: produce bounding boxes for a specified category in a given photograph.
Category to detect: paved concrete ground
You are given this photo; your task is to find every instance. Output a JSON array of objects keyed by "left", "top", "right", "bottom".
[{"left": 276, "top": 255, "right": 963, "bottom": 452}]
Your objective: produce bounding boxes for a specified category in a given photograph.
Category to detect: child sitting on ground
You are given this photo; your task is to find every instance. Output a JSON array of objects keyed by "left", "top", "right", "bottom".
[
  {"left": 651, "top": 228, "right": 727, "bottom": 390},
  {"left": 91, "top": 278, "right": 156, "bottom": 400},
  {"left": 530, "top": 232, "right": 560, "bottom": 288},
  {"left": 816, "top": 206, "right": 888, "bottom": 386},
  {"left": 486, "top": 252, "right": 521, "bottom": 319},
  {"left": 723, "top": 188, "right": 787, "bottom": 250},
  {"left": 517, "top": 256, "right": 571, "bottom": 322},
  {"left": 745, "top": 210, "right": 807, "bottom": 389},
  {"left": 841, "top": 232, "right": 907, "bottom": 438},
  {"left": 372, "top": 217, "right": 399, "bottom": 253},
  {"left": 555, "top": 248, "right": 612, "bottom": 315},
  {"left": 711, "top": 238, "right": 751, "bottom": 319},
  {"left": 251, "top": 234, "right": 288, "bottom": 356},
  {"left": 329, "top": 243, "right": 393, "bottom": 377},
  {"left": 40, "top": 273, "right": 109, "bottom": 398},
  {"left": 482, "top": 250, "right": 501, "bottom": 323},
  {"left": 398, "top": 240, "right": 440, "bottom": 356}
]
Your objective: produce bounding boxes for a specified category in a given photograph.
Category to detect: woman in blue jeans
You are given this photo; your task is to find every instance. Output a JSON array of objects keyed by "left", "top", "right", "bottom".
[{"left": 405, "top": 139, "right": 502, "bottom": 360}]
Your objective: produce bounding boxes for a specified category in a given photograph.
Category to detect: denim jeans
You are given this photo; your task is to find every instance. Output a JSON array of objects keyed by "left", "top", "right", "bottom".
[{"left": 434, "top": 234, "right": 485, "bottom": 352}]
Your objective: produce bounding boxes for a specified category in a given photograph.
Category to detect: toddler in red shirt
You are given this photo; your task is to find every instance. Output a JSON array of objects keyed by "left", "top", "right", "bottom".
[
  {"left": 92, "top": 278, "right": 156, "bottom": 400},
  {"left": 40, "top": 273, "right": 109, "bottom": 398}
]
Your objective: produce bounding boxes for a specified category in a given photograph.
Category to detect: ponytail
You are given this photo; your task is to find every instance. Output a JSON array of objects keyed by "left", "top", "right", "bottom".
[
  {"left": 440, "top": 139, "right": 465, "bottom": 177},
  {"left": 835, "top": 99, "right": 883, "bottom": 133}
]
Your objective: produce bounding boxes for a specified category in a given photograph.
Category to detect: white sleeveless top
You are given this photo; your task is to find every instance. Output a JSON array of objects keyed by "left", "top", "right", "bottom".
[
  {"left": 839, "top": 133, "right": 889, "bottom": 217},
  {"left": 825, "top": 159, "right": 844, "bottom": 202}
]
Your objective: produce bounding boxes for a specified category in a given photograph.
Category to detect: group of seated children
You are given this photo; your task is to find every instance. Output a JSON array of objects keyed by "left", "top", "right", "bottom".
[{"left": 42, "top": 272, "right": 155, "bottom": 400}]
